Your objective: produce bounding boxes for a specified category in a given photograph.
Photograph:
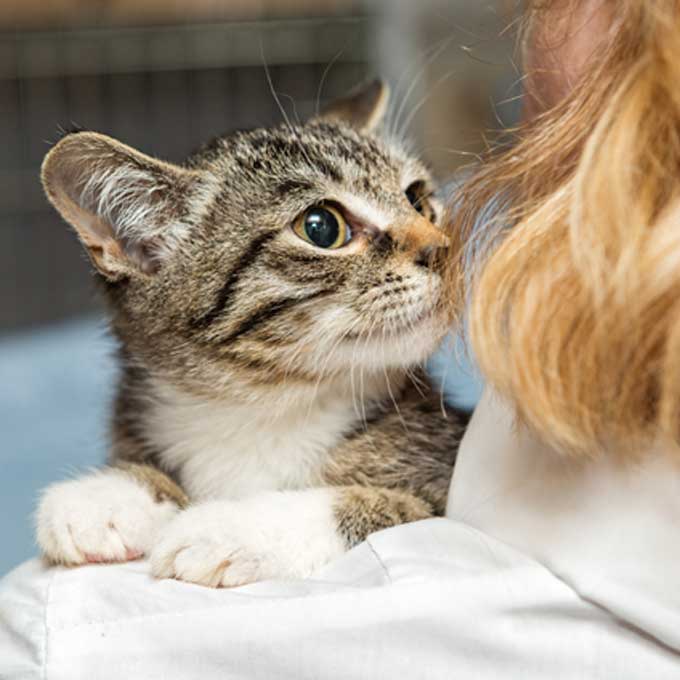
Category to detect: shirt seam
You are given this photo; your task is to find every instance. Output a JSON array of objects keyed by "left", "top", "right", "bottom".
[{"left": 365, "top": 536, "right": 392, "bottom": 584}]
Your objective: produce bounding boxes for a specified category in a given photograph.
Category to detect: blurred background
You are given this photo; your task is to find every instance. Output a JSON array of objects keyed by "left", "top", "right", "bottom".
[{"left": 1, "top": 0, "right": 518, "bottom": 574}]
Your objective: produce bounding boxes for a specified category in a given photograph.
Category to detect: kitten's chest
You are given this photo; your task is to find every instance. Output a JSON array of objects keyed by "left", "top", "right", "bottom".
[{"left": 145, "top": 386, "right": 359, "bottom": 501}]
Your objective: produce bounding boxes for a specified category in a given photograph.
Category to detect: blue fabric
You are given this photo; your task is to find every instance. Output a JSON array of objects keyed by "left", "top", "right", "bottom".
[{"left": 0, "top": 317, "right": 483, "bottom": 576}]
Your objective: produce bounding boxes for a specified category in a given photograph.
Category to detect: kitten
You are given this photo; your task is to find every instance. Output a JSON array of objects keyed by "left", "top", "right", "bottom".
[{"left": 35, "top": 80, "right": 466, "bottom": 587}]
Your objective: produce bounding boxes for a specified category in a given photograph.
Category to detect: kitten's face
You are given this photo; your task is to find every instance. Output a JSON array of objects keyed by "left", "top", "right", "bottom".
[{"left": 42, "top": 81, "right": 451, "bottom": 391}]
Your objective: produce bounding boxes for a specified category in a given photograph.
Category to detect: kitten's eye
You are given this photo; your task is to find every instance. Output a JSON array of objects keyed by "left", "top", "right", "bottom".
[
  {"left": 405, "top": 181, "right": 428, "bottom": 216},
  {"left": 293, "top": 205, "right": 351, "bottom": 249}
]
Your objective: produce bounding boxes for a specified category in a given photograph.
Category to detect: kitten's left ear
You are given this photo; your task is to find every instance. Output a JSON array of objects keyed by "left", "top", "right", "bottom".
[{"left": 312, "top": 78, "right": 389, "bottom": 132}]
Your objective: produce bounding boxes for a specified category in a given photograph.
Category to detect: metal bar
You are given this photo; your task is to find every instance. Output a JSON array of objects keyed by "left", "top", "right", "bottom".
[{"left": 0, "top": 17, "right": 370, "bottom": 80}]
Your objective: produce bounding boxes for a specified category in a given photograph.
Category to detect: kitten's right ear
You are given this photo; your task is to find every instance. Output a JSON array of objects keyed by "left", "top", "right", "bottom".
[
  {"left": 41, "top": 131, "right": 205, "bottom": 280},
  {"left": 313, "top": 78, "right": 389, "bottom": 132}
]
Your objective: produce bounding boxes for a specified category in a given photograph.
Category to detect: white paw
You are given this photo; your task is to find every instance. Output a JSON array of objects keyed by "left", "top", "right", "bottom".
[
  {"left": 36, "top": 469, "right": 178, "bottom": 566},
  {"left": 150, "top": 489, "right": 346, "bottom": 588}
]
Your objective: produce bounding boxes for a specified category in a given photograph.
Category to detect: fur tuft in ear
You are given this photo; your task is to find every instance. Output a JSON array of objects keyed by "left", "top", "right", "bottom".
[
  {"left": 313, "top": 78, "right": 389, "bottom": 132},
  {"left": 41, "top": 131, "right": 206, "bottom": 280}
]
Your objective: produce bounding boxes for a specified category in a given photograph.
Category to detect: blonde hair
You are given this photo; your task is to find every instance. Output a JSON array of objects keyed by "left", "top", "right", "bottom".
[{"left": 446, "top": 0, "right": 680, "bottom": 457}]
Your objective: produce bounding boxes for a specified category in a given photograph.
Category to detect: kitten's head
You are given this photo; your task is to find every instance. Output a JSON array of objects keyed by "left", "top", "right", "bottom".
[{"left": 42, "top": 80, "right": 452, "bottom": 392}]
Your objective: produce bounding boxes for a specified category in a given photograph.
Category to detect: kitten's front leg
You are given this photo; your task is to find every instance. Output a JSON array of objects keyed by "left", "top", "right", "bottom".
[
  {"left": 150, "top": 486, "right": 432, "bottom": 587},
  {"left": 36, "top": 464, "right": 186, "bottom": 565}
]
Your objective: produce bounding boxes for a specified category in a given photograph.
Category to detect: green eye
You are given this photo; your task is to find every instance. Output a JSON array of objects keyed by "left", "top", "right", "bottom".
[{"left": 293, "top": 205, "right": 351, "bottom": 249}]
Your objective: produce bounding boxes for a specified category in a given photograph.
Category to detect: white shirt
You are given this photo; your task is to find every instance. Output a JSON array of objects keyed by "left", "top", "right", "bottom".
[
  {"left": 447, "top": 388, "right": 680, "bottom": 653},
  {"left": 1, "top": 388, "right": 679, "bottom": 678}
]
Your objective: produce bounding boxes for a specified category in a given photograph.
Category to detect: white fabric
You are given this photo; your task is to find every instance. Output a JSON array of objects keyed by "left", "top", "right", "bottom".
[
  {"left": 448, "top": 388, "right": 680, "bottom": 661},
  {"left": 2, "top": 387, "right": 680, "bottom": 678},
  {"left": 2, "top": 518, "right": 678, "bottom": 679}
]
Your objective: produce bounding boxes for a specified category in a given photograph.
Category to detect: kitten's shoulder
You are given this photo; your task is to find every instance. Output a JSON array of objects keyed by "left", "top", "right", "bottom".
[{"left": 324, "top": 372, "right": 468, "bottom": 515}]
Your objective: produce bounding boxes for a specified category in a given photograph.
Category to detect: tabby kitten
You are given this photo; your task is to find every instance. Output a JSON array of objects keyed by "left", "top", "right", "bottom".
[{"left": 36, "top": 80, "right": 466, "bottom": 587}]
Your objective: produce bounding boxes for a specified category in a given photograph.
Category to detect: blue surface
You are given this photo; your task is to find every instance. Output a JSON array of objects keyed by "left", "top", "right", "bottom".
[
  {"left": 0, "top": 318, "right": 116, "bottom": 575},
  {"left": 0, "top": 317, "right": 482, "bottom": 576}
]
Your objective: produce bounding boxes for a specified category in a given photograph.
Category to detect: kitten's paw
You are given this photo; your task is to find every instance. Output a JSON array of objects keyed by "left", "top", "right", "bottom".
[
  {"left": 36, "top": 470, "right": 178, "bottom": 566},
  {"left": 150, "top": 489, "right": 346, "bottom": 588}
]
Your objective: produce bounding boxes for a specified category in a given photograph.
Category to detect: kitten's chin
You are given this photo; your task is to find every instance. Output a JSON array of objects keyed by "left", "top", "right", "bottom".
[
  {"left": 363, "top": 322, "right": 447, "bottom": 369},
  {"left": 316, "top": 314, "right": 449, "bottom": 373}
]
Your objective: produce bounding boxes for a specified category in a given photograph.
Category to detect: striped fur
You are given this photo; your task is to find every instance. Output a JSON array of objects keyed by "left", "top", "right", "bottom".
[{"left": 37, "top": 81, "right": 467, "bottom": 584}]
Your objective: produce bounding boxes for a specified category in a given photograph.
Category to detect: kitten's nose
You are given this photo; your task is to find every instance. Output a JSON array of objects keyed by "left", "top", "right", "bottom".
[
  {"left": 415, "top": 243, "right": 449, "bottom": 269},
  {"left": 391, "top": 214, "right": 449, "bottom": 268}
]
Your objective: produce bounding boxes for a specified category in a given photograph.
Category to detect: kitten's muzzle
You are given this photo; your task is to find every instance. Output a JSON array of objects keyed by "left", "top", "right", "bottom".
[
  {"left": 415, "top": 243, "right": 449, "bottom": 270},
  {"left": 379, "top": 214, "right": 450, "bottom": 269}
]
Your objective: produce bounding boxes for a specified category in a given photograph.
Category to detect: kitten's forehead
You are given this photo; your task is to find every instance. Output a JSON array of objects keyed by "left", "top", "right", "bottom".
[
  {"left": 187, "top": 121, "right": 433, "bottom": 235},
  {"left": 192, "top": 121, "right": 429, "bottom": 198}
]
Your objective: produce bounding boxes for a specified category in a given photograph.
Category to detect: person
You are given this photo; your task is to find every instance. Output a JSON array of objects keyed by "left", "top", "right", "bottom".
[
  {"left": 446, "top": 0, "right": 680, "bottom": 663},
  {"left": 2, "top": 1, "right": 679, "bottom": 677}
]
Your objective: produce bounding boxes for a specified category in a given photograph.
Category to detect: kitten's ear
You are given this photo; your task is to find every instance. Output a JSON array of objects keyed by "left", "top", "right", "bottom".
[
  {"left": 313, "top": 78, "right": 389, "bottom": 132},
  {"left": 41, "top": 131, "right": 204, "bottom": 280}
]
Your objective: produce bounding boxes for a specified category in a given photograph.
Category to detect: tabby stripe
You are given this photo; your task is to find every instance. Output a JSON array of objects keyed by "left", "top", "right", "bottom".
[
  {"left": 274, "top": 179, "right": 314, "bottom": 197},
  {"left": 221, "top": 288, "right": 333, "bottom": 344},
  {"left": 284, "top": 253, "right": 326, "bottom": 266},
  {"left": 314, "top": 158, "right": 343, "bottom": 183},
  {"left": 220, "top": 349, "right": 315, "bottom": 383},
  {"left": 190, "top": 231, "right": 278, "bottom": 329},
  {"left": 279, "top": 270, "right": 345, "bottom": 287}
]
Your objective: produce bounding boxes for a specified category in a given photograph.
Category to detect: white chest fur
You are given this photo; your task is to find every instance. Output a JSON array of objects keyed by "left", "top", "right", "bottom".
[{"left": 144, "top": 381, "right": 362, "bottom": 501}]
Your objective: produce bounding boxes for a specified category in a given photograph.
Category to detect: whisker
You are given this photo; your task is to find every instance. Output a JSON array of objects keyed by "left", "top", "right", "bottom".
[
  {"left": 315, "top": 48, "right": 346, "bottom": 117},
  {"left": 303, "top": 316, "right": 364, "bottom": 425},
  {"left": 398, "top": 68, "right": 460, "bottom": 139},
  {"left": 380, "top": 322, "right": 410, "bottom": 437},
  {"left": 278, "top": 92, "right": 302, "bottom": 126},
  {"left": 390, "top": 35, "right": 456, "bottom": 139},
  {"left": 260, "top": 40, "right": 315, "bottom": 170},
  {"left": 387, "top": 37, "right": 453, "bottom": 136}
]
